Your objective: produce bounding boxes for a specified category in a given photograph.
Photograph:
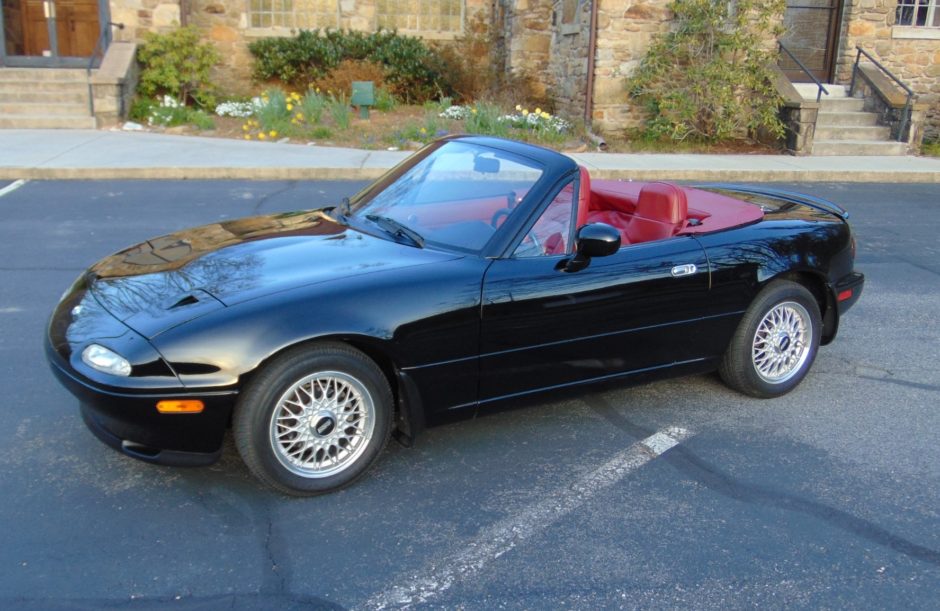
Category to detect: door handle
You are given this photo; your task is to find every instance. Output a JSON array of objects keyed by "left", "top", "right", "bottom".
[{"left": 671, "top": 264, "right": 697, "bottom": 277}]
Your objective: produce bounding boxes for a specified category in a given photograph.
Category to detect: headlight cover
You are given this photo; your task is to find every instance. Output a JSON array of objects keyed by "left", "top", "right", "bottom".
[{"left": 82, "top": 344, "right": 132, "bottom": 377}]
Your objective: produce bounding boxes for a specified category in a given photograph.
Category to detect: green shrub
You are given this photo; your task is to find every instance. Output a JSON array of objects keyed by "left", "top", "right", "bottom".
[
  {"left": 374, "top": 87, "right": 397, "bottom": 112},
  {"left": 136, "top": 26, "right": 221, "bottom": 107},
  {"left": 248, "top": 29, "right": 452, "bottom": 103},
  {"left": 627, "top": 0, "right": 786, "bottom": 142}
]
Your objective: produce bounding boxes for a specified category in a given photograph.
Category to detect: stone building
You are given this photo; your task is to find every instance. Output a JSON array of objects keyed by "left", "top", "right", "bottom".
[{"left": 1, "top": 0, "right": 937, "bottom": 139}]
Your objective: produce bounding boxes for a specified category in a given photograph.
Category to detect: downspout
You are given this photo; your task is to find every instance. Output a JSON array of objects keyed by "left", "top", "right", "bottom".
[{"left": 584, "top": 0, "right": 606, "bottom": 150}]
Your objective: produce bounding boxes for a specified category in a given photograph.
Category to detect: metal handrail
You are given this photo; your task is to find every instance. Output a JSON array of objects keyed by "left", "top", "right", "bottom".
[
  {"left": 86, "top": 22, "right": 125, "bottom": 118},
  {"left": 849, "top": 46, "right": 914, "bottom": 142},
  {"left": 778, "top": 42, "right": 830, "bottom": 102}
]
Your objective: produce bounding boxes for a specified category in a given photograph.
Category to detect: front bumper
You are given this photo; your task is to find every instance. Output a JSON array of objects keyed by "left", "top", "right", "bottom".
[{"left": 47, "top": 341, "right": 236, "bottom": 466}]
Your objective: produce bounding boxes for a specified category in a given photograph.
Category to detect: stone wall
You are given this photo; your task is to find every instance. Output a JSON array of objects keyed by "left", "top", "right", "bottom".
[
  {"left": 835, "top": 0, "right": 940, "bottom": 139},
  {"left": 546, "top": 0, "right": 591, "bottom": 121},
  {"left": 501, "top": 0, "right": 670, "bottom": 132},
  {"left": 590, "top": 0, "right": 671, "bottom": 132},
  {"left": 498, "top": 0, "right": 553, "bottom": 101},
  {"left": 110, "top": 0, "right": 182, "bottom": 42}
]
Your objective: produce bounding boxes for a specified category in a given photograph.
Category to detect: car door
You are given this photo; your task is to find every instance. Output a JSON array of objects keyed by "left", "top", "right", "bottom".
[{"left": 478, "top": 183, "right": 714, "bottom": 405}]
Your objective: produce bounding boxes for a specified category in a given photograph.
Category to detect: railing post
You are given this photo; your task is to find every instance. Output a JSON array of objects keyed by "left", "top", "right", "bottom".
[{"left": 898, "top": 98, "right": 911, "bottom": 143}]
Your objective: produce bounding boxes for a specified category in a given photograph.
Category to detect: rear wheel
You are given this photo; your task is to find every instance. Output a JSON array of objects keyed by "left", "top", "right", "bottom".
[
  {"left": 719, "top": 280, "right": 822, "bottom": 398},
  {"left": 234, "top": 342, "right": 392, "bottom": 496}
]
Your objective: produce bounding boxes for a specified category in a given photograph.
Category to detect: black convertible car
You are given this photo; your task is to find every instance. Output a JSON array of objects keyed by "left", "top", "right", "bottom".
[{"left": 47, "top": 136, "right": 864, "bottom": 495}]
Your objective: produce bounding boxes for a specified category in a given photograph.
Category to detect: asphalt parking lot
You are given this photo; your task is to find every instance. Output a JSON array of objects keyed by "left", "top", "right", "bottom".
[{"left": 0, "top": 179, "right": 938, "bottom": 609}]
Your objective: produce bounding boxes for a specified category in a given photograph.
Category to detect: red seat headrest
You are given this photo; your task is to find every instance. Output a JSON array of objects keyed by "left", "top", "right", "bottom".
[{"left": 636, "top": 182, "right": 688, "bottom": 225}]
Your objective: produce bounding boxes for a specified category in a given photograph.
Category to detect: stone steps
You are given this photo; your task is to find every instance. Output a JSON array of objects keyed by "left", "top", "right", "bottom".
[
  {"left": 811, "top": 140, "right": 908, "bottom": 156},
  {"left": 0, "top": 115, "right": 97, "bottom": 129},
  {"left": 796, "top": 83, "right": 907, "bottom": 156},
  {"left": 816, "top": 97, "right": 866, "bottom": 112},
  {"left": 0, "top": 67, "right": 90, "bottom": 82},
  {"left": 816, "top": 111, "right": 880, "bottom": 126},
  {"left": 0, "top": 89, "right": 89, "bottom": 104},
  {"left": 0, "top": 67, "right": 95, "bottom": 129},
  {"left": 815, "top": 125, "right": 892, "bottom": 141}
]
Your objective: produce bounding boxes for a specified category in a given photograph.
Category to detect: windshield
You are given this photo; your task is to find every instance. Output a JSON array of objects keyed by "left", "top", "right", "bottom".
[{"left": 348, "top": 140, "right": 545, "bottom": 253}]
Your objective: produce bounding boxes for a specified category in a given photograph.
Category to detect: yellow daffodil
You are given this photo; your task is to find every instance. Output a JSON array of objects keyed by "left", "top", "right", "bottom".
[
  {"left": 471, "top": 108, "right": 478, "bottom": 114},
  {"left": 515, "top": 104, "right": 522, "bottom": 111},
  {"left": 244, "top": 134, "right": 251, "bottom": 140},
  {"left": 295, "top": 112, "right": 304, "bottom": 120},
  {"left": 541, "top": 111, "right": 550, "bottom": 119},
  {"left": 534, "top": 107, "right": 541, "bottom": 115},
  {"left": 269, "top": 130, "right": 277, "bottom": 138},
  {"left": 242, "top": 124, "right": 249, "bottom": 131},
  {"left": 522, "top": 109, "right": 529, "bottom": 116},
  {"left": 419, "top": 127, "right": 427, "bottom": 134},
  {"left": 287, "top": 103, "right": 294, "bottom": 111},
  {"left": 258, "top": 133, "right": 266, "bottom": 140}
]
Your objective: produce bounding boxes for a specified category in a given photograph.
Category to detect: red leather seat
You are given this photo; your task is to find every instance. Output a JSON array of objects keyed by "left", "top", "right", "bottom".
[
  {"left": 586, "top": 210, "right": 631, "bottom": 245},
  {"left": 627, "top": 182, "right": 688, "bottom": 243}
]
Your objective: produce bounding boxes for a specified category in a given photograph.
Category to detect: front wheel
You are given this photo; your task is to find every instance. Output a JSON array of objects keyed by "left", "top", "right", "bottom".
[
  {"left": 233, "top": 342, "right": 393, "bottom": 496},
  {"left": 719, "top": 280, "right": 822, "bottom": 398}
]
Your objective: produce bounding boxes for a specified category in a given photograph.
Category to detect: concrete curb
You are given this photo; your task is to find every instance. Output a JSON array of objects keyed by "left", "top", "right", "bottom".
[{"left": 3, "top": 166, "right": 939, "bottom": 182}]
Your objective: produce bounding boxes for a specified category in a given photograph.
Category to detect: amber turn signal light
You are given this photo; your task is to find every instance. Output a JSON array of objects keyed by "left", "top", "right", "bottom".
[{"left": 156, "top": 400, "right": 205, "bottom": 414}]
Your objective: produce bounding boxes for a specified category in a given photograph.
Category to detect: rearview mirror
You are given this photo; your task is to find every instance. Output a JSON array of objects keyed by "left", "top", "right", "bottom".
[{"left": 474, "top": 156, "right": 500, "bottom": 174}]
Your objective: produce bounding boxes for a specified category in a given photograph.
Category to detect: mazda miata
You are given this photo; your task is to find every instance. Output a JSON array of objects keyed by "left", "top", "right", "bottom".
[{"left": 46, "top": 136, "right": 864, "bottom": 495}]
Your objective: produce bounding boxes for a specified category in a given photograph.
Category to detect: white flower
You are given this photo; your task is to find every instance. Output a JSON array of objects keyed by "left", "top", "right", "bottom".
[
  {"left": 438, "top": 105, "right": 471, "bottom": 120},
  {"left": 215, "top": 101, "right": 255, "bottom": 118}
]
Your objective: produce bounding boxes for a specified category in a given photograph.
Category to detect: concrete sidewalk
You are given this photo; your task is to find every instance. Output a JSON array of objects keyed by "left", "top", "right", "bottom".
[{"left": 1, "top": 129, "right": 939, "bottom": 182}]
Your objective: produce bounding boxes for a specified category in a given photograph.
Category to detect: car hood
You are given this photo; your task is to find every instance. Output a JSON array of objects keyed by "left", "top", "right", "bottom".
[{"left": 86, "top": 210, "right": 459, "bottom": 338}]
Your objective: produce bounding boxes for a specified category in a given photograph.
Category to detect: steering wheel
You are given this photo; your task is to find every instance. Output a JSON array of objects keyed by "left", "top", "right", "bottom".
[{"left": 491, "top": 208, "right": 512, "bottom": 228}]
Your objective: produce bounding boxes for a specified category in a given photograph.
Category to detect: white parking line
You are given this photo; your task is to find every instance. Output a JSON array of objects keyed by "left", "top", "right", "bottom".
[
  {"left": 0, "top": 179, "right": 27, "bottom": 198},
  {"left": 362, "top": 426, "right": 693, "bottom": 610}
]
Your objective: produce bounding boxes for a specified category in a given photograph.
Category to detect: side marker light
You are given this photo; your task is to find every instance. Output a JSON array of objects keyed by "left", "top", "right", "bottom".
[{"left": 156, "top": 400, "right": 205, "bottom": 414}]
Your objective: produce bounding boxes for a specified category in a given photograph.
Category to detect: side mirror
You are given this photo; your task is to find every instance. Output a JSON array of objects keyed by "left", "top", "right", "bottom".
[
  {"left": 563, "top": 223, "right": 621, "bottom": 272},
  {"left": 576, "top": 223, "right": 621, "bottom": 257}
]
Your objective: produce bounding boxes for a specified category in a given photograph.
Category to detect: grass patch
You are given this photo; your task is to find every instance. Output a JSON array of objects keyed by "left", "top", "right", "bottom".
[{"left": 922, "top": 140, "right": 940, "bottom": 157}]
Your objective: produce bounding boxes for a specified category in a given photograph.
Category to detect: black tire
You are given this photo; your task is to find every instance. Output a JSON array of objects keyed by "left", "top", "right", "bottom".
[
  {"left": 719, "top": 280, "right": 822, "bottom": 398},
  {"left": 233, "top": 342, "right": 393, "bottom": 496}
]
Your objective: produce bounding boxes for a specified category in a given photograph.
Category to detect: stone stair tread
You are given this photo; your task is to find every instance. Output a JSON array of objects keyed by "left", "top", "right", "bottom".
[
  {"left": 0, "top": 69, "right": 90, "bottom": 82},
  {"left": 0, "top": 114, "right": 97, "bottom": 128}
]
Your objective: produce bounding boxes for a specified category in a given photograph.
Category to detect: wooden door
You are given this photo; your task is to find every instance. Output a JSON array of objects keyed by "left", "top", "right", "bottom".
[
  {"left": 22, "top": 0, "right": 50, "bottom": 56},
  {"left": 779, "top": 0, "right": 844, "bottom": 83},
  {"left": 55, "top": 0, "right": 98, "bottom": 56}
]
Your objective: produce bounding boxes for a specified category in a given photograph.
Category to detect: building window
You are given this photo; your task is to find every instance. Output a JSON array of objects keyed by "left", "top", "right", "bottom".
[
  {"left": 375, "top": 0, "right": 464, "bottom": 33},
  {"left": 248, "top": 0, "right": 340, "bottom": 29},
  {"left": 896, "top": 0, "right": 940, "bottom": 27}
]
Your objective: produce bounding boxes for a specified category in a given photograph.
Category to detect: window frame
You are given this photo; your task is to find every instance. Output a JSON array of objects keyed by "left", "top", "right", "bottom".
[
  {"left": 895, "top": 0, "right": 940, "bottom": 28},
  {"left": 245, "top": 0, "right": 341, "bottom": 31},
  {"left": 374, "top": 0, "right": 465, "bottom": 36}
]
